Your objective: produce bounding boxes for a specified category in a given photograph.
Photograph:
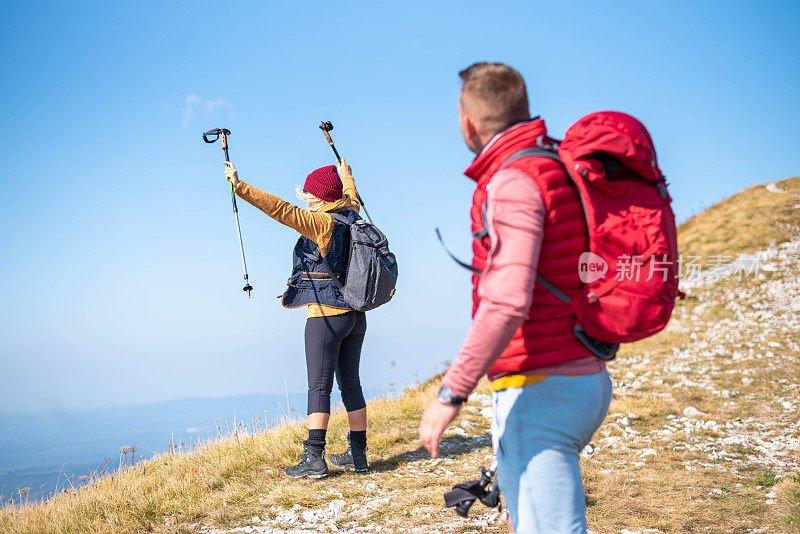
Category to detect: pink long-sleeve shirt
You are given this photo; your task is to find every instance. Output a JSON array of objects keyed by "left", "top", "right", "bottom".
[{"left": 442, "top": 168, "right": 605, "bottom": 398}]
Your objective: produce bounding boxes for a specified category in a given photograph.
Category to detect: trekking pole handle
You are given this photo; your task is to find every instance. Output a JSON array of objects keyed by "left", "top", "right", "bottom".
[
  {"left": 318, "top": 120, "right": 371, "bottom": 221},
  {"left": 202, "top": 128, "right": 231, "bottom": 144},
  {"left": 326, "top": 134, "right": 341, "bottom": 162},
  {"left": 321, "top": 128, "right": 334, "bottom": 146},
  {"left": 319, "top": 121, "right": 341, "bottom": 162}
]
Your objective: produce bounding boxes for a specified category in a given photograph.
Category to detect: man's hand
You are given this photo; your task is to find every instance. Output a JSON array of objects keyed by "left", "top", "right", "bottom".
[
  {"left": 419, "top": 399, "right": 461, "bottom": 458},
  {"left": 224, "top": 161, "right": 239, "bottom": 187},
  {"left": 337, "top": 158, "right": 352, "bottom": 179}
]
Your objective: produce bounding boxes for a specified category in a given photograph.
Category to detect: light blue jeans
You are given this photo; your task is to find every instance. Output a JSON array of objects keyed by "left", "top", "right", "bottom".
[{"left": 491, "top": 370, "right": 612, "bottom": 534}]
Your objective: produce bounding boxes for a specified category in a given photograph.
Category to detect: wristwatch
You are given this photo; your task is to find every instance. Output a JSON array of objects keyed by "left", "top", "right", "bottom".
[{"left": 438, "top": 385, "right": 467, "bottom": 406}]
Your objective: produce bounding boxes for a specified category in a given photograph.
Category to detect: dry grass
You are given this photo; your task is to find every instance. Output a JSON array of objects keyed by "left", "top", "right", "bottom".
[
  {"left": 0, "top": 378, "right": 493, "bottom": 533},
  {"left": 584, "top": 324, "right": 800, "bottom": 532},
  {"left": 677, "top": 176, "right": 800, "bottom": 260},
  {"left": 771, "top": 473, "right": 800, "bottom": 530}
]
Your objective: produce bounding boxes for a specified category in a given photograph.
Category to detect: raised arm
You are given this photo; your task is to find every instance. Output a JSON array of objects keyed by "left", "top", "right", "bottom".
[{"left": 225, "top": 162, "right": 336, "bottom": 253}]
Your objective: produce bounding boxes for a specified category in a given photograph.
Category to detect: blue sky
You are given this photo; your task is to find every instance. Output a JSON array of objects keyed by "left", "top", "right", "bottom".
[{"left": 1, "top": 1, "right": 798, "bottom": 412}]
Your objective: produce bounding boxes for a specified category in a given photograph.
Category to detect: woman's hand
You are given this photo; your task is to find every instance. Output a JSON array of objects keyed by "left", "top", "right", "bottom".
[
  {"left": 224, "top": 161, "right": 239, "bottom": 187},
  {"left": 337, "top": 158, "right": 352, "bottom": 179}
]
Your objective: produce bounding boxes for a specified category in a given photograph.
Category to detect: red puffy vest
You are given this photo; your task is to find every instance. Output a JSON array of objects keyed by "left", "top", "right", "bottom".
[{"left": 465, "top": 119, "right": 594, "bottom": 377}]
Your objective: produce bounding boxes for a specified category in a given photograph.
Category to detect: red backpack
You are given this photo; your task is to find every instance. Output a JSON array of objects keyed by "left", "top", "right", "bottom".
[
  {"left": 501, "top": 111, "right": 682, "bottom": 345},
  {"left": 438, "top": 112, "right": 682, "bottom": 355}
]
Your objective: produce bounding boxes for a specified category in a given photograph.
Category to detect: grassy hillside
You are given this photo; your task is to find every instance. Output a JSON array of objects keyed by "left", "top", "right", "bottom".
[
  {"left": 677, "top": 176, "right": 800, "bottom": 260},
  {"left": 2, "top": 177, "right": 799, "bottom": 534}
]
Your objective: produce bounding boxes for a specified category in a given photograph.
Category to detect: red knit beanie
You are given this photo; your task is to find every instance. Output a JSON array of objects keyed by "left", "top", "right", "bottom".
[{"left": 304, "top": 165, "right": 343, "bottom": 202}]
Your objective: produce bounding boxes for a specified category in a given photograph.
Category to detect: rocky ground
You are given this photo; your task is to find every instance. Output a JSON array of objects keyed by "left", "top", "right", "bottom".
[{"left": 195, "top": 228, "right": 800, "bottom": 533}]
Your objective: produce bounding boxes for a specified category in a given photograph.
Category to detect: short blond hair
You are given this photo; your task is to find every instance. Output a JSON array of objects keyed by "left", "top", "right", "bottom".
[{"left": 459, "top": 62, "right": 530, "bottom": 134}]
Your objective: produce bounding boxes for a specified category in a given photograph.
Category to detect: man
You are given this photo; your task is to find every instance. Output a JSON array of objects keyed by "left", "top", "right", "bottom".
[{"left": 419, "top": 62, "right": 612, "bottom": 533}]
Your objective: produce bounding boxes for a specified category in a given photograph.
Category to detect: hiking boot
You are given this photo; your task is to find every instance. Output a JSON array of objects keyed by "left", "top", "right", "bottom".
[
  {"left": 285, "top": 447, "right": 329, "bottom": 479},
  {"left": 329, "top": 442, "right": 368, "bottom": 473}
]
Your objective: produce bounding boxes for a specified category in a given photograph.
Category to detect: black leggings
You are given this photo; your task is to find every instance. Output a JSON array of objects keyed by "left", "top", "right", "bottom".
[{"left": 305, "top": 311, "right": 367, "bottom": 414}]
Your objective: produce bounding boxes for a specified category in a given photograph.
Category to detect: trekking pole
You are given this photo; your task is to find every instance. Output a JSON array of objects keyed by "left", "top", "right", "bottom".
[
  {"left": 444, "top": 460, "right": 500, "bottom": 518},
  {"left": 318, "top": 121, "right": 374, "bottom": 224},
  {"left": 202, "top": 128, "right": 254, "bottom": 297}
]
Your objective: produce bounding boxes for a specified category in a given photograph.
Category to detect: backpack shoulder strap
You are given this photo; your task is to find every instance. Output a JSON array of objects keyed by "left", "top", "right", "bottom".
[
  {"left": 498, "top": 147, "right": 562, "bottom": 171},
  {"left": 473, "top": 147, "right": 563, "bottom": 241},
  {"left": 328, "top": 212, "right": 352, "bottom": 225}
]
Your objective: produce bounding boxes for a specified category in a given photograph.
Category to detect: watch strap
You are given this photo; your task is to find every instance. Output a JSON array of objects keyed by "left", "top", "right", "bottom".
[{"left": 438, "top": 385, "right": 467, "bottom": 406}]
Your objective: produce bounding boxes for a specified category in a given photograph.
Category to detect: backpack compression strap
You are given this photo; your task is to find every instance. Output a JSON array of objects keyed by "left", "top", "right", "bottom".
[{"left": 304, "top": 250, "right": 345, "bottom": 291}]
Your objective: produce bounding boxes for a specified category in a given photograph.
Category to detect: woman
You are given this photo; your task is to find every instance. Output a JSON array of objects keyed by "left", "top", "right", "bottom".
[{"left": 225, "top": 159, "right": 369, "bottom": 478}]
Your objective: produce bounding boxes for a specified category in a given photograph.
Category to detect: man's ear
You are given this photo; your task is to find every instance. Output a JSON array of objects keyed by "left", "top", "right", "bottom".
[{"left": 460, "top": 112, "right": 479, "bottom": 142}]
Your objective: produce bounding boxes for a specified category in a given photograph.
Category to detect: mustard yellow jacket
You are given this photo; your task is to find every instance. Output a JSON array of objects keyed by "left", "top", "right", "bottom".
[{"left": 234, "top": 171, "right": 361, "bottom": 318}]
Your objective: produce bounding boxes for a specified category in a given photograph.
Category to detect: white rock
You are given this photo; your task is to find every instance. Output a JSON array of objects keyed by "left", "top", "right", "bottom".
[
  {"left": 766, "top": 182, "right": 786, "bottom": 193},
  {"left": 329, "top": 499, "right": 345, "bottom": 516},
  {"left": 366, "top": 497, "right": 392, "bottom": 509},
  {"left": 667, "top": 323, "right": 688, "bottom": 333},
  {"left": 683, "top": 407, "right": 706, "bottom": 418},
  {"left": 301, "top": 509, "right": 323, "bottom": 522}
]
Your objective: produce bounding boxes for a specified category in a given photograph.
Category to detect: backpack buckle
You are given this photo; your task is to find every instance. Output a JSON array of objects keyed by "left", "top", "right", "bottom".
[
  {"left": 657, "top": 181, "right": 669, "bottom": 202},
  {"left": 536, "top": 134, "right": 560, "bottom": 151}
]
